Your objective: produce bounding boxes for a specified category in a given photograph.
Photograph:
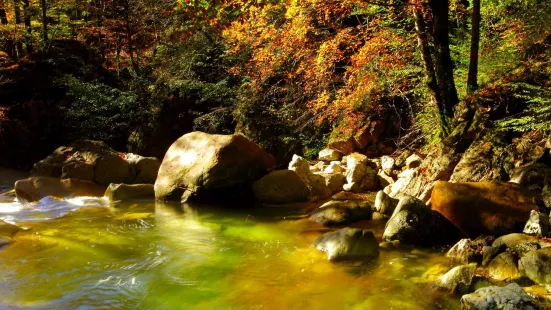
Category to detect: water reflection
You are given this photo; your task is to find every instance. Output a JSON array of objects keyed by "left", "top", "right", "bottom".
[{"left": 0, "top": 198, "right": 460, "bottom": 309}]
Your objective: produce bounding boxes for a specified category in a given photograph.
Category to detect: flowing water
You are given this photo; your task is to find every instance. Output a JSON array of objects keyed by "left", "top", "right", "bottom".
[{"left": 0, "top": 176, "right": 461, "bottom": 309}]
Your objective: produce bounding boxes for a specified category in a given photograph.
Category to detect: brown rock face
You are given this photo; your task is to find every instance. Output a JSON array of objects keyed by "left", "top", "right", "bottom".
[
  {"left": 15, "top": 177, "right": 106, "bottom": 203},
  {"left": 431, "top": 181, "right": 539, "bottom": 237},
  {"left": 155, "top": 132, "right": 275, "bottom": 202}
]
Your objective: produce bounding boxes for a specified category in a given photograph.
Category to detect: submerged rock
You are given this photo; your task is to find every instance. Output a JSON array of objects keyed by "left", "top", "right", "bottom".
[
  {"left": 431, "top": 181, "right": 539, "bottom": 237},
  {"left": 0, "top": 220, "right": 21, "bottom": 239},
  {"left": 105, "top": 183, "right": 154, "bottom": 202},
  {"left": 523, "top": 210, "right": 550, "bottom": 237},
  {"left": 519, "top": 248, "right": 551, "bottom": 284},
  {"left": 460, "top": 283, "right": 539, "bottom": 310},
  {"left": 252, "top": 170, "right": 309, "bottom": 204},
  {"left": 382, "top": 195, "right": 462, "bottom": 246},
  {"left": 15, "top": 177, "right": 106, "bottom": 203},
  {"left": 435, "top": 263, "right": 477, "bottom": 294},
  {"left": 312, "top": 227, "right": 379, "bottom": 261},
  {"left": 154, "top": 132, "right": 275, "bottom": 202},
  {"left": 309, "top": 200, "right": 372, "bottom": 226}
]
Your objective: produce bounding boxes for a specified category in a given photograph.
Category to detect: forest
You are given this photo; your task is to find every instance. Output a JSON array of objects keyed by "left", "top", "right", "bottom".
[{"left": 1, "top": 0, "right": 551, "bottom": 309}]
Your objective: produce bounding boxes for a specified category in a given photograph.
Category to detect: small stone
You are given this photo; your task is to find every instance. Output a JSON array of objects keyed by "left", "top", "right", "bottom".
[
  {"left": 319, "top": 149, "right": 343, "bottom": 162},
  {"left": 435, "top": 263, "right": 477, "bottom": 294},
  {"left": 381, "top": 156, "right": 395, "bottom": 175},
  {"left": 523, "top": 210, "right": 550, "bottom": 237},
  {"left": 105, "top": 183, "right": 155, "bottom": 202},
  {"left": 312, "top": 228, "right": 379, "bottom": 261},
  {"left": 324, "top": 162, "right": 345, "bottom": 174},
  {"left": 374, "top": 190, "right": 399, "bottom": 216},
  {"left": 447, "top": 239, "right": 478, "bottom": 265},
  {"left": 405, "top": 154, "right": 423, "bottom": 169}
]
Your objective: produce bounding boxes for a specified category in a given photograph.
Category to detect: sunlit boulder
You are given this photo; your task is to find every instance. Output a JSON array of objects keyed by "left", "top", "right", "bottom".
[
  {"left": 460, "top": 283, "right": 539, "bottom": 310},
  {"left": 431, "top": 181, "right": 539, "bottom": 237},
  {"left": 154, "top": 132, "right": 275, "bottom": 202}
]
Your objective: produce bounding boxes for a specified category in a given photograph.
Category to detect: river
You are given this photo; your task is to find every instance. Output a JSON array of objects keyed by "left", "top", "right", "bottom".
[{"left": 0, "top": 170, "right": 459, "bottom": 309}]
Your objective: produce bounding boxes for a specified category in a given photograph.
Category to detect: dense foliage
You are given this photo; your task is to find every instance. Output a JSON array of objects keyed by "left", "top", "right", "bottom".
[{"left": 0, "top": 0, "right": 549, "bottom": 166}]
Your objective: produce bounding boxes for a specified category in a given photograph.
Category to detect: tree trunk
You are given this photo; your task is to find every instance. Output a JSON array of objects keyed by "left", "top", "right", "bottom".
[
  {"left": 467, "top": 0, "right": 481, "bottom": 94},
  {"left": 40, "top": 0, "right": 48, "bottom": 48},
  {"left": 123, "top": 0, "right": 139, "bottom": 72},
  {"left": 22, "top": 0, "right": 32, "bottom": 53},
  {"left": 412, "top": 4, "right": 441, "bottom": 108},
  {"left": 429, "top": 0, "right": 459, "bottom": 120},
  {"left": 0, "top": 6, "right": 15, "bottom": 59},
  {"left": 13, "top": 0, "right": 24, "bottom": 58}
]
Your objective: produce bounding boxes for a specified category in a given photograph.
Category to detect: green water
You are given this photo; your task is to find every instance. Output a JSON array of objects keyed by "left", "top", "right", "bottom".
[{"left": 0, "top": 197, "right": 460, "bottom": 309}]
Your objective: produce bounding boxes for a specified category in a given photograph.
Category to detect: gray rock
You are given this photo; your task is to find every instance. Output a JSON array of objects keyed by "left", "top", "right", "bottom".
[
  {"left": 374, "top": 190, "right": 399, "bottom": 216},
  {"left": 312, "top": 228, "right": 379, "bottom": 261},
  {"left": 435, "top": 263, "right": 477, "bottom": 294},
  {"left": 405, "top": 154, "right": 423, "bottom": 169},
  {"left": 319, "top": 173, "right": 347, "bottom": 194},
  {"left": 319, "top": 149, "right": 343, "bottom": 162},
  {"left": 94, "top": 153, "right": 132, "bottom": 186},
  {"left": 309, "top": 200, "right": 372, "bottom": 226},
  {"left": 127, "top": 155, "right": 161, "bottom": 184},
  {"left": 382, "top": 195, "right": 462, "bottom": 246},
  {"left": 105, "top": 183, "right": 155, "bottom": 202},
  {"left": 253, "top": 170, "right": 310, "bottom": 204},
  {"left": 523, "top": 210, "right": 550, "bottom": 237},
  {"left": 381, "top": 156, "right": 395, "bottom": 175},
  {"left": 447, "top": 239, "right": 478, "bottom": 265},
  {"left": 460, "top": 283, "right": 539, "bottom": 310},
  {"left": 289, "top": 155, "right": 332, "bottom": 200},
  {"left": 519, "top": 248, "right": 551, "bottom": 284}
]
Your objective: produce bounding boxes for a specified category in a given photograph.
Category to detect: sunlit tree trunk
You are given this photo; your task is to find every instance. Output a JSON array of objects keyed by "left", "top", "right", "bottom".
[
  {"left": 13, "top": 0, "right": 24, "bottom": 58},
  {"left": 429, "top": 0, "right": 459, "bottom": 121},
  {"left": 123, "top": 0, "right": 139, "bottom": 72},
  {"left": 467, "top": 0, "right": 481, "bottom": 94}
]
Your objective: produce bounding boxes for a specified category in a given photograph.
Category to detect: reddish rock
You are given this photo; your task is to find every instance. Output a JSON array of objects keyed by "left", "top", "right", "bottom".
[{"left": 431, "top": 181, "right": 539, "bottom": 237}]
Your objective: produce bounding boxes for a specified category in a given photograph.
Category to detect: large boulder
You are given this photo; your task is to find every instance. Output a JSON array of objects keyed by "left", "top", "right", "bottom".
[
  {"left": 104, "top": 183, "right": 155, "bottom": 202},
  {"left": 252, "top": 170, "right": 309, "bottom": 204},
  {"left": 309, "top": 200, "right": 372, "bottom": 226},
  {"left": 518, "top": 248, "right": 551, "bottom": 284},
  {"left": 460, "top": 283, "right": 539, "bottom": 310},
  {"left": 31, "top": 140, "right": 161, "bottom": 185},
  {"left": 382, "top": 195, "right": 462, "bottom": 246},
  {"left": 343, "top": 157, "right": 378, "bottom": 193},
  {"left": 486, "top": 251, "right": 521, "bottom": 281},
  {"left": 15, "top": 177, "right": 106, "bottom": 203},
  {"left": 431, "top": 181, "right": 539, "bottom": 237},
  {"left": 312, "top": 228, "right": 379, "bottom": 261},
  {"left": 155, "top": 132, "right": 275, "bottom": 202}
]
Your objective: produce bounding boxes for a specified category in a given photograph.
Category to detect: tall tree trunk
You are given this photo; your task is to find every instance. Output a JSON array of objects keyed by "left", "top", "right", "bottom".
[
  {"left": 429, "top": 0, "right": 459, "bottom": 121},
  {"left": 467, "top": 0, "right": 481, "bottom": 94},
  {"left": 412, "top": 4, "right": 441, "bottom": 108},
  {"left": 40, "top": 0, "right": 48, "bottom": 49},
  {"left": 22, "top": 0, "right": 32, "bottom": 53},
  {"left": 13, "top": 0, "right": 24, "bottom": 58},
  {"left": 123, "top": 0, "right": 139, "bottom": 72},
  {"left": 0, "top": 6, "right": 15, "bottom": 59}
]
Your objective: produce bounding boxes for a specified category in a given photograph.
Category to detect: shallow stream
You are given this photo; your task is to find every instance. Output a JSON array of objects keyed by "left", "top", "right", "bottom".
[{"left": 0, "top": 176, "right": 460, "bottom": 309}]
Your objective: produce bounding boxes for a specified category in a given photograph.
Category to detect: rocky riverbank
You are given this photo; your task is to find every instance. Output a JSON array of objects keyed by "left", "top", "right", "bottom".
[{"left": 1, "top": 131, "right": 551, "bottom": 309}]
